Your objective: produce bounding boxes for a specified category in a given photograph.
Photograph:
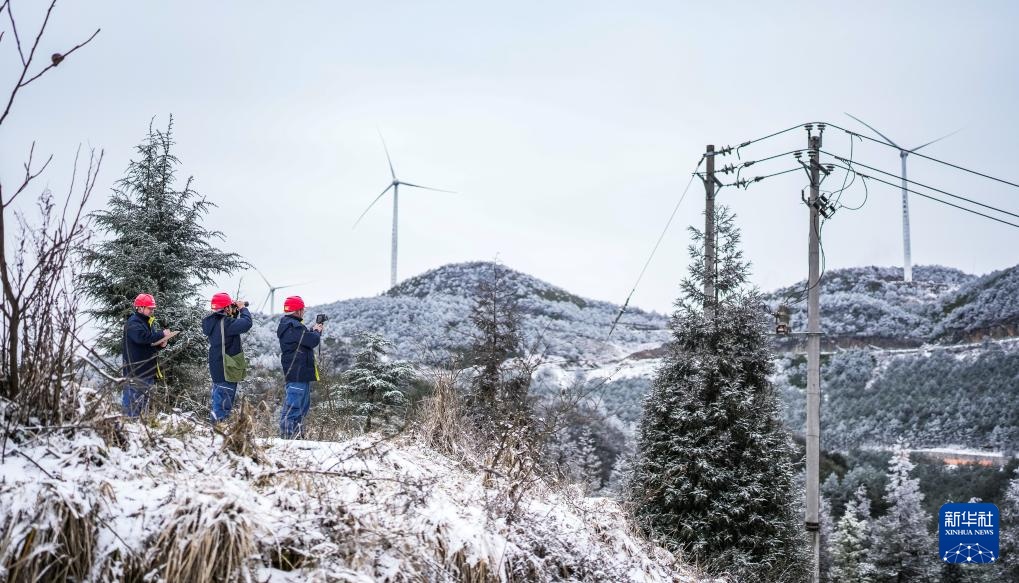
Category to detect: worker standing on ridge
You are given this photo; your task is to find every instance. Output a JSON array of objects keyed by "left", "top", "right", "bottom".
[
  {"left": 277, "top": 295, "right": 323, "bottom": 438},
  {"left": 202, "top": 292, "right": 253, "bottom": 422},
  {"left": 122, "top": 293, "right": 177, "bottom": 417}
]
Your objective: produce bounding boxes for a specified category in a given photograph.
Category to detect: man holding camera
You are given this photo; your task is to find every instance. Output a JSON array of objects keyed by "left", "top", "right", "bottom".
[
  {"left": 202, "top": 292, "right": 252, "bottom": 422},
  {"left": 277, "top": 295, "right": 325, "bottom": 439},
  {"left": 122, "top": 293, "right": 177, "bottom": 417}
]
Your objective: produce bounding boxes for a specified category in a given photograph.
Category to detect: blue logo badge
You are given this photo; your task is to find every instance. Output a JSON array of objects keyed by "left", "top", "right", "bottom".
[{"left": 939, "top": 503, "right": 999, "bottom": 564}]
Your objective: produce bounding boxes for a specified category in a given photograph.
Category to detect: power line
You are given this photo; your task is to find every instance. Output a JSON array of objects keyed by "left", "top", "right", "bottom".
[
  {"left": 724, "top": 166, "right": 803, "bottom": 189},
  {"left": 826, "top": 121, "right": 1019, "bottom": 191},
  {"left": 607, "top": 157, "right": 704, "bottom": 338},
  {"left": 732, "top": 123, "right": 807, "bottom": 158},
  {"left": 828, "top": 163, "right": 1019, "bottom": 230},
  {"left": 828, "top": 133, "right": 862, "bottom": 209},
  {"left": 822, "top": 151, "right": 1019, "bottom": 221}
]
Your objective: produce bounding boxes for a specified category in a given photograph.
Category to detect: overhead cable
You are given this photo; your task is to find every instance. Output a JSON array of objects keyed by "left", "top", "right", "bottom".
[
  {"left": 828, "top": 163, "right": 1019, "bottom": 230},
  {"left": 607, "top": 157, "right": 704, "bottom": 339},
  {"left": 822, "top": 151, "right": 1019, "bottom": 220},
  {"left": 825, "top": 122, "right": 1019, "bottom": 190},
  {"left": 733, "top": 123, "right": 807, "bottom": 159}
]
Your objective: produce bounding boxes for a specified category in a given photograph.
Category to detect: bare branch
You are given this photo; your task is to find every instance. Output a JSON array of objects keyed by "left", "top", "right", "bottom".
[
  {"left": 0, "top": 0, "right": 99, "bottom": 128},
  {"left": 20, "top": 27, "right": 100, "bottom": 87},
  {"left": 3, "top": 0, "right": 25, "bottom": 66}
]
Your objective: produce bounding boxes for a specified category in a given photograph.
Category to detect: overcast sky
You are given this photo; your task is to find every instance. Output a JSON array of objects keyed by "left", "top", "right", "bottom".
[{"left": 3, "top": 1, "right": 1018, "bottom": 314}]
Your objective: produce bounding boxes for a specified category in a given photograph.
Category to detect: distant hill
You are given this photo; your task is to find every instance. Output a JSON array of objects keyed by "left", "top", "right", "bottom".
[
  {"left": 244, "top": 261, "right": 668, "bottom": 369},
  {"left": 765, "top": 263, "right": 1019, "bottom": 348},
  {"left": 764, "top": 265, "right": 975, "bottom": 348},
  {"left": 242, "top": 260, "right": 1019, "bottom": 452},
  {"left": 933, "top": 265, "right": 1019, "bottom": 342}
]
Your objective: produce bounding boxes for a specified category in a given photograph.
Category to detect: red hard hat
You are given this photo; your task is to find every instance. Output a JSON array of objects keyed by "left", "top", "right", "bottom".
[
  {"left": 134, "top": 293, "right": 156, "bottom": 308},
  {"left": 210, "top": 292, "right": 233, "bottom": 310},
  {"left": 283, "top": 295, "right": 305, "bottom": 313}
]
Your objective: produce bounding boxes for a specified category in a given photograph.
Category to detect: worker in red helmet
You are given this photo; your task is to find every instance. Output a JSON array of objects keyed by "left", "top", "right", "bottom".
[
  {"left": 121, "top": 293, "right": 177, "bottom": 417},
  {"left": 277, "top": 295, "right": 324, "bottom": 438},
  {"left": 201, "top": 292, "right": 252, "bottom": 422}
]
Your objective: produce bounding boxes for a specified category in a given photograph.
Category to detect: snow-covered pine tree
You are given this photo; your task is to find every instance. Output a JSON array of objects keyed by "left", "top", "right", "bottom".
[
  {"left": 629, "top": 206, "right": 805, "bottom": 582},
  {"left": 467, "top": 261, "right": 528, "bottom": 417},
  {"left": 820, "top": 494, "right": 834, "bottom": 582},
  {"left": 999, "top": 468, "right": 1019, "bottom": 580},
  {"left": 871, "top": 447, "right": 937, "bottom": 582},
  {"left": 549, "top": 423, "right": 604, "bottom": 491},
  {"left": 78, "top": 117, "right": 245, "bottom": 395},
  {"left": 344, "top": 332, "right": 415, "bottom": 432},
  {"left": 831, "top": 485, "right": 878, "bottom": 583}
]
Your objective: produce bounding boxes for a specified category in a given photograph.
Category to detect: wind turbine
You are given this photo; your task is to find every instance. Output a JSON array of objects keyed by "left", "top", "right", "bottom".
[
  {"left": 845, "top": 113, "right": 960, "bottom": 283},
  {"left": 353, "top": 132, "right": 454, "bottom": 289},
  {"left": 254, "top": 267, "right": 306, "bottom": 315}
]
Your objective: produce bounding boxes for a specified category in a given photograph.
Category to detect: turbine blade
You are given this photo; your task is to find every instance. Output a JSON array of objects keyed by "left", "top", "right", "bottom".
[
  {"left": 378, "top": 129, "right": 396, "bottom": 181},
  {"left": 400, "top": 181, "right": 456, "bottom": 194},
  {"left": 845, "top": 112, "right": 901, "bottom": 149},
  {"left": 353, "top": 184, "right": 394, "bottom": 228},
  {"left": 909, "top": 128, "right": 962, "bottom": 153},
  {"left": 252, "top": 266, "right": 272, "bottom": 288},
  {"left": 258, "top": 291, "right": 271, "bottom": 312},
  {"left": 276, "top": 281, "right": 312, "bottom": 291}
]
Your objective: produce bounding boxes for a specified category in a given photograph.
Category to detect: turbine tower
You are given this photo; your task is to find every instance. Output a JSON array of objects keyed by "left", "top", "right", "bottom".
[
  {"left": 353, "top": 132, "right": 453, "bottom": 289},
  {"left": 846, "top": 113, "right": 959, "bottom": 283}
]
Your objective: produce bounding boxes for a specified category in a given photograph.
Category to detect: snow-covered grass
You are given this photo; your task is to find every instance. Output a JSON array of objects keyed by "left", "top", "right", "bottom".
[{"left": 0, "top": 404, "right": 715, "bottom": 582}]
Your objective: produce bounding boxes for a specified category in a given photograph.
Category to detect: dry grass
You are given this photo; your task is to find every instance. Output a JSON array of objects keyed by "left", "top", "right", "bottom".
[
  {"left": 0, "top": 482, "right": 99, "bottom": 582},
  {"left": 417, "top": 368, "right": 471, "bottom": 457},
  {"left": 220, "top": 399, "right": 265, "bottom": 463},
  {"left": 145, "top": 494, "right": 256, "bottom": 583}
]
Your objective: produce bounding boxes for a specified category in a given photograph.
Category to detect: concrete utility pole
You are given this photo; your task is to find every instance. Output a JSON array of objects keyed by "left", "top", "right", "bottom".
[
  {"left": 704, "top": 144, "right": 716, "bottom": 317},
  {"left": 805, "top": 129, "right": 823, "bottom": 583}
]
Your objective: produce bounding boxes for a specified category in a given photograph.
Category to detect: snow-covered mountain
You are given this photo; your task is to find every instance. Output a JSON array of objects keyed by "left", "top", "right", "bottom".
[
  {"left": 764, "top": 265, "right": 974, "bottom": 347},
  {"left": 244, "top": 261, "right": 669, "bottom": 369},
  {"left": 242, "top": 261, "right": 1019, "bottom": 452}
]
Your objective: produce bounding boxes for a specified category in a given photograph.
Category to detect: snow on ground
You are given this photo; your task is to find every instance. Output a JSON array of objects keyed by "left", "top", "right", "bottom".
[{"left": 0, "top": 412, "right": 715, "bottom": 582}]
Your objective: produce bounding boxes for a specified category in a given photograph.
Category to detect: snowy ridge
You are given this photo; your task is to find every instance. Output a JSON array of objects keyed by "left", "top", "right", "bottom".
[
  {"left": 764, "top": 265, "right": 974, "bottom": 341},
  {"left": 0, "top": 409, "right": 714, "bottom": 582},
  {"left": 244, "top": 261, "right": 669, "bottom": 366}
]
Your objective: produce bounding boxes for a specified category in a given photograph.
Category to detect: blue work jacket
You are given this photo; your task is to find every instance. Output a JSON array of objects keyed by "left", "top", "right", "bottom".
[
  {"left": 122, "top": 311, "right": 165, "bottom": 382},
  {"left": 202, "top": 307, "right": 253, "bottom": 383},
  {"left": 277, "top": 315, "right": 321, "bottom": 382}
]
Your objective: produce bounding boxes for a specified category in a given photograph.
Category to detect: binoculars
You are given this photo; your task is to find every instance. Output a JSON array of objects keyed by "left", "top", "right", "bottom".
[{"left": 315, "top": 314, "right": 328, "bottom": 325}]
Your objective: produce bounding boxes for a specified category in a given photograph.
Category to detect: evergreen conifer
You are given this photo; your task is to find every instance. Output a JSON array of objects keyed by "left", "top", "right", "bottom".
[
  {"left": 344, "top": 332, "right": 415, "bottom": 432},
  {"left": 831, "top": 485, "right": 878, "bottom": 582},
  {"left": 467, "top": 262, "right": 528, "bottom": 416},
  {"left": 998, "top": 468, "right": 1019, "bottom": 580},
  {"left": 872, "top": 447, "right": 937, "bottom": 582},
  {"left": 78, "top": 117, "right": 245, "bottom": 397},
  {"left": 629, "top": 206, "right": 804, "bottom": 581}
]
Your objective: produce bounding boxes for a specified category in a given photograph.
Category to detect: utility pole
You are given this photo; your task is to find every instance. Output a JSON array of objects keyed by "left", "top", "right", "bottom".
[
  {"left": 805, "top": 128, "right": 823, "bottom": 583},
  {"left": 704, "top": 144, "right": 716, "bottom": 317}
]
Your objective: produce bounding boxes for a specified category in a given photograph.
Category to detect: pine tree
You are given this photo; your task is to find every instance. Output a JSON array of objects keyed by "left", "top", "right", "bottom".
[
  {"left": 872, "top": 447, "right": 937, "bottom": 582},
  {"left": 831, "top": 485, "right": 878, "bottom": 583},
  {"left": 467, "top": 262, "right": 528, "bottom": 416},
  {"left": 78, "top": 117, "right": 245, "bottom": 393},
  {"left": 629, "top": 207, "right": 805, "bottom": 582},
  {"left": 999, "top": 468, "right": 1019, "bottom": 580},
  {"left": 344, "top": 332, "right": 415, "bottom": 432},
  {"left": 819, "top": 494, "right": 835, "bottom": 582}
]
